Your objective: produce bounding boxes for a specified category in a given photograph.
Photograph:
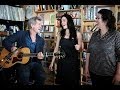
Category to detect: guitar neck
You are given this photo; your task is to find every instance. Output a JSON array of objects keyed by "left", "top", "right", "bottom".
[
  {"left": 23, "top": 52, "right": 54, "bottom": 57},
  {"left": 23, "top": 53, "right": 37, "bottom": 57}
]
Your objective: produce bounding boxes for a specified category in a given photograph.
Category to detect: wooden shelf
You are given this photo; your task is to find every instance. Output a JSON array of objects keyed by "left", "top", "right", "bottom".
[
  {"left": 57, "top": 9, "right": 80, "bottom": 12},
  {"left": 35, "top": 10, "right": 54, "bottom": 13},
  {"left": 83, "top": 20, "right": 95, "bottom": 22},
  {"left": 34, "top": 5, "right": 120, "bottom": 86},
  {"left": 96, "top": 5, "right": 114, "bottom": 7}
]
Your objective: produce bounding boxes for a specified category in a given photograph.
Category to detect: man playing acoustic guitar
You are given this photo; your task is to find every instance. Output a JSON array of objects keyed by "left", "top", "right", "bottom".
[{"left": 1, "top": 16, "right": 46, "bottom": 88}]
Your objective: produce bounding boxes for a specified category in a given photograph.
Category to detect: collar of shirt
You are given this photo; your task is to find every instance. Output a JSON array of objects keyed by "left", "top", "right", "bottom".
[{"left": 97, "top": 30, "right": 110, "bottom": 40}]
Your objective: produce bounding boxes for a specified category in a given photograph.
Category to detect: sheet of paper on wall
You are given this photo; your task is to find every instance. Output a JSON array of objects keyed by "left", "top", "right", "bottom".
[{"left": 25, "top": 5, "right": 36, "bottom": 20}]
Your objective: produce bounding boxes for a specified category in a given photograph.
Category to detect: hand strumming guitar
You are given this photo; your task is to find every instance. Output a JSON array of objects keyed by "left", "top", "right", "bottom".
[{"left": 11, "top": 46, "right": 19, "bottom": 55}]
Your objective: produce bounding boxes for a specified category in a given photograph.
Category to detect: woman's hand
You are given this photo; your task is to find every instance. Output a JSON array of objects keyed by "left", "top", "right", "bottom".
[
  {"left": 113, "top": 63, "right": 120, "bottom": 85},
  {"left": 84, "top": 67, "right": 90, "bottom": 82},
  {"left": 49, "top": 62, "right": 54, "bottom": 71},
  {"left": 37, "top": 52, "right": 44, "bottom": 59},
  {"left": 75, "top": 44, "right": 80, "bottom": 51},
  {"left": 112, "top": 74, "right": 120, "bottom": 85}
]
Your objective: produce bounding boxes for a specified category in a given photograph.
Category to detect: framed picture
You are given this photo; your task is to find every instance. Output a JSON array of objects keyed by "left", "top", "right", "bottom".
[{"left": 25, "top": 5, "right": 36, "bottom": 19}]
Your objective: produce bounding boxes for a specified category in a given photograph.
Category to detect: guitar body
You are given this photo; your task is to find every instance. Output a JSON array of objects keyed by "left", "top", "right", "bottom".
[
  {"left": 0, "top": 47, "right": 65, "bottom": 69},
  {"left": 0, "top": 48, "right": 30, "bottom": 68}
]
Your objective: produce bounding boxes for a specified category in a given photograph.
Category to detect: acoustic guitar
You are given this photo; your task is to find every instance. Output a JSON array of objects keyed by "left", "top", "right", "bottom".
[{"left": 0, "top": 47, "right": 65, "bottom": 69}]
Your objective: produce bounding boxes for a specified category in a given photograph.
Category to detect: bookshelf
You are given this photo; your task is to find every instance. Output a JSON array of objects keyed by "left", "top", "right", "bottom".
[
  {"left": 0, "top": 5, "right": 25, "bottom": 51},
  {"left": 55, "top": 5, "right": 81, "bottom": 33},
  {"left": 1, "top": 4, "right": 120, "bottom": 85},
  {"left": 35, "top": 5, "right": 56, "bottom": 67},
  {"left": 80, "top": 5, "right": 120, "bottom": 85},
  {"left": 36, "top": 5, "right": 118, "bottom": 50},
  {"left": 81, "top": 5, "right": 116, "bottom": 52},
  {"left": 55, "top": 5, "right": 82, "bottom": 85},
  {"left": 115, "top": 5, "right": 120, "bottom": 31},
  {"left": 34, "top": 5, "right": 120, "bottom": 85},
  {"left": 35, "top": 5, "right": 83, "bottom": 84}
]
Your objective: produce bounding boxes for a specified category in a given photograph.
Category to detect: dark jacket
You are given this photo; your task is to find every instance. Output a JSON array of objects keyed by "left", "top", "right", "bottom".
[{"left": 2, "top": 30, "right": 45, "bottom": 63}]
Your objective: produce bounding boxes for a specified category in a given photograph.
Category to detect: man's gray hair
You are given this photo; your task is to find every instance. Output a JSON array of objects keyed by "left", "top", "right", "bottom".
[{"left": 28, "top": 16, "right": 42, "bottom": 29}]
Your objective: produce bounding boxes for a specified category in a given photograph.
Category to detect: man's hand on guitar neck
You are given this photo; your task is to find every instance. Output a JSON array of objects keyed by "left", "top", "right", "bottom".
[{"left": 37, "top": 52, "right": 44, "bottom": 60}]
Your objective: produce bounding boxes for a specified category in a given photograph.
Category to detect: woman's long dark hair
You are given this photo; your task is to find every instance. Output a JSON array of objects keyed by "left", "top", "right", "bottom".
[
  {"left": 98, "top": 9, "right": 116, "bottom": 31},
  {"left": 60, "top": 13, "right": 77, "bottom": 41}
]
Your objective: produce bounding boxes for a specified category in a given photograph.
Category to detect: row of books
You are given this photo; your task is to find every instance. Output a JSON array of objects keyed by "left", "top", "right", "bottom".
[
  {"left": 43, "top": 33, "right": 54, "bottom": 39},
  {"left": 56, "top": 18, "right": 81, "bottom": 27},
  {"left": 36, "top": 5, "right": 81, "bottom": 11},
  {"left": 33, "top": 32, "right": 54, "bottom": 40},
  {"left": 83, "top": 5, "right": 96, "bottom": 20},
  {"left": 0, "top": 5, "right": 25, "bottom": 21},
  {"left": 56, "top": 5, "right": 81, "bottom": 10},
  {"left": 56, "top": 11, "right": 81, "bottom": 19},
  {"left": 39, "top": 5, "right": 55, "bottom": 11},
  {"left": 37, "top": 13, "right": 55, "bottom": 25},
  {"left": 82, "top": 32, "right": 92, "bottom": 42},
  {"left": 40, "top": 25, "right": 55, "bottom": 32},
  {"left": 82, "top": 25, "right": 99, "bottom": 42},
  {"left": 0, "top": 24, "right": 20, "bottom": 35},
  {"left": 118, "top": 12, "right": 120, "bottom": 22}
]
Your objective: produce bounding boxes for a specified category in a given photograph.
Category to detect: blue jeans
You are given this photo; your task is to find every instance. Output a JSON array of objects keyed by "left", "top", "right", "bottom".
[{"left": 16, "top": 61, "right": 46, "bottom": 87}]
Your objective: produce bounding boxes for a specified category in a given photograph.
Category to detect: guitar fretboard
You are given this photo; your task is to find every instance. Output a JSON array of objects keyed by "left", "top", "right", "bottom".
[{"left": 21, "top": 52, "right": 54, "bottom": 57}]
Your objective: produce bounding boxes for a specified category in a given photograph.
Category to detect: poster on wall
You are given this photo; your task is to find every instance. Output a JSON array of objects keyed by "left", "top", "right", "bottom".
[{"left": 25, "top": 5, "right": 37, "bottom": 20}]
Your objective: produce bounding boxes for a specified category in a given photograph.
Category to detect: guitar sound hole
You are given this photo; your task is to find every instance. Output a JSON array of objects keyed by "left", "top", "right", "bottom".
[{"left": 17, "top": 52, "right": 23, "bottom": 58}]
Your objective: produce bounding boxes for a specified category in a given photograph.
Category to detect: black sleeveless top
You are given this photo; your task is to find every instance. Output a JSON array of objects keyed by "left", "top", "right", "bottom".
[{"left": 55, "top": 37, "right": 80, "bottom": 84}]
